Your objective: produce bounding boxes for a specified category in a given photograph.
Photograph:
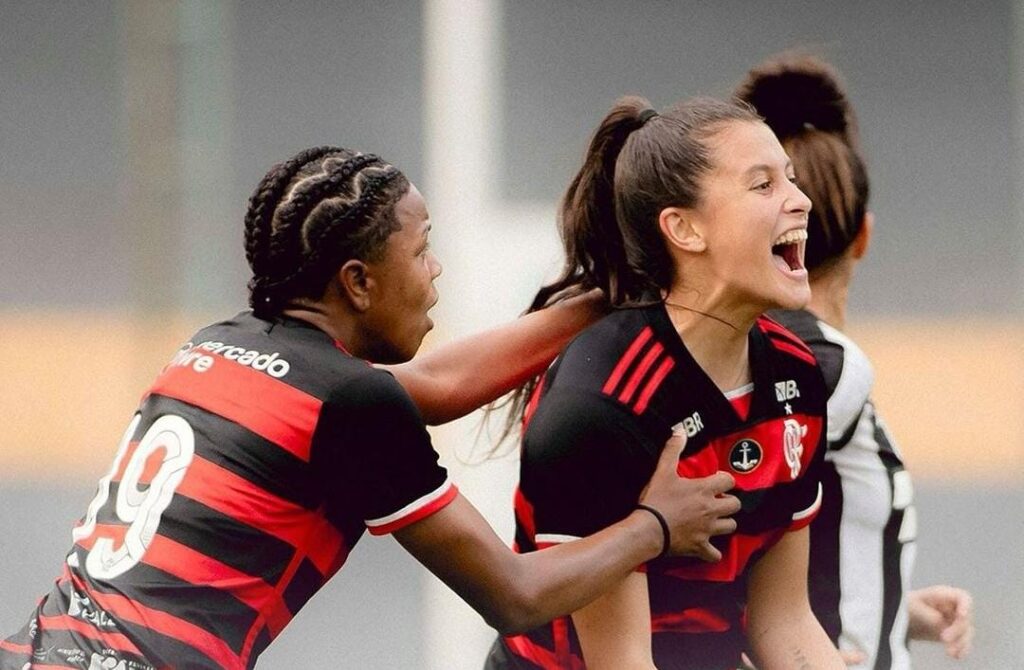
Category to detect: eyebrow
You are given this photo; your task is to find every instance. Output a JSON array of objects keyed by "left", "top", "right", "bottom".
[{"left": 743, "top": 161, "right": 794, "bottom": 179}]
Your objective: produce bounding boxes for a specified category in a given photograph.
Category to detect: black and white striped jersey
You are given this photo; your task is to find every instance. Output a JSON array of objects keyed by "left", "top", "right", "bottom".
[{"left": 771, "top": 309, "right": 917, "bottom": 670}]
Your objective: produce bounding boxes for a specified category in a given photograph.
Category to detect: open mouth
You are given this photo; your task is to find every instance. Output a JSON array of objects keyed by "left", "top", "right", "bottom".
[{"left": 771, "top": 229, "right": 808, "bottom": 274}]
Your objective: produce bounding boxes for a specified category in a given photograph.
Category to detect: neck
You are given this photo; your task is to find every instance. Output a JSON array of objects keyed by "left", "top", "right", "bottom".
[
  {"left": 804, "top": 258, "right": 854, "bottom": 330},
  {"left": 663, "top": 288, "right": 755, "bottom": 393},
  {"left": 281, "top": 299, "right": 368, "bottom": 358}
]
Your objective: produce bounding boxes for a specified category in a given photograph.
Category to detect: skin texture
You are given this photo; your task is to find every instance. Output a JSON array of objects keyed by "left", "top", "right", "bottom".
[
  {"left": 282, "top": 182, "right": 743, "bottom": 634},
  {"left": 570, "top": 121, "right": 843, "bottom": 668}
]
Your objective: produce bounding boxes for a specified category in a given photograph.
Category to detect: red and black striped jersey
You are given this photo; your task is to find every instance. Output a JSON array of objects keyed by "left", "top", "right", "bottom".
[
  {"left": 0, "top": 312, "right": 455, "bottom": 670},
  {"left": 494, "top": 304, "right": 826, "bottom": 670}
]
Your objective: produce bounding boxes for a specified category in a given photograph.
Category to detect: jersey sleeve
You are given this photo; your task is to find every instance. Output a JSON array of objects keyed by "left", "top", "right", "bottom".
[
  {"left": 315, "top": 369, "right": 456, "bottom": 535},
  {"left": 520, "top": 387, "right": 657, "bottom": 545}
]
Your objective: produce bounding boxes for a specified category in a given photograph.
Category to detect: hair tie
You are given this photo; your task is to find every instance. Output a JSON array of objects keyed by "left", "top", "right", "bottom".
[{"left": 638, "top": 108, "right": 659, "bottom": 125}]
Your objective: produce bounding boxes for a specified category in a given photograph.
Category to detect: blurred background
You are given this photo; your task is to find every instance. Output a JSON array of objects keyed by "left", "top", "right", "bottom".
[{"left": 1, "top": 1, "right": 1021, "bottom": 668}]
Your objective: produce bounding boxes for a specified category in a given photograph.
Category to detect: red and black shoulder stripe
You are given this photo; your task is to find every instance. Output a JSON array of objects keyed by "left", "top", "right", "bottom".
[{"left": 757, "top": 315, "right": 817, "bottom": 366}]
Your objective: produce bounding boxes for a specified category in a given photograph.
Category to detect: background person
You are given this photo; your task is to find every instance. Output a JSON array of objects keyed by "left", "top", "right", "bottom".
[{"left": 735, "top": 53, "right": 974, "bottom": 668}]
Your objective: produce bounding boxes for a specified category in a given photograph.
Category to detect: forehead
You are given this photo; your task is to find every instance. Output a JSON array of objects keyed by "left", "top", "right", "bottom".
[
  {"left": 392, "top": 184, "right": 430, "bottom": 235},
  {"left": 705, "top": 120, "right": 790, "bottom": 176}
]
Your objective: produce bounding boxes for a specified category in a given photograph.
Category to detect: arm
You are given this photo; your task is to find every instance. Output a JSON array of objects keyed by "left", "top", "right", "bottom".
[
  {"left": 394, "top": 433, "right": 737, "bottom": 634},
  {"left": 572, "top": 572, "right": 655, "bottom": 669},
  {"left": 383, "top": 290, "right": 605, "bottom": 424},
  {"left": 746, "top": 528, "right": 845, "bottom": 670},
  {"left": 907, "top": 585, "right": 974, "bottom": 660}
]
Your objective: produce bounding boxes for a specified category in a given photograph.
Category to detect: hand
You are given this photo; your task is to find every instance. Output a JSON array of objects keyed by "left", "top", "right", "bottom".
[
  {"left": 838, "top": 649, "right": 866, "bottom": 666},
  {"left": 908, "top": 585, "right": 974, "bottom": 660},
  {"left": 638, "top": 431, "right": 740, "bottom": 561}
]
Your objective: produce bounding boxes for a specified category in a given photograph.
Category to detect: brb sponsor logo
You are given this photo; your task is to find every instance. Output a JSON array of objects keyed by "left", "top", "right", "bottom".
[{"left": 168, "top": 340, "right": 291, "bottom": 378}]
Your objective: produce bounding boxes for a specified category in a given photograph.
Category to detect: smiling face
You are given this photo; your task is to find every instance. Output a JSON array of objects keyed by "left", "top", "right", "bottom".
[
  {"left": 682, "top": 120, "right": 812, "bottom": 314},
  {"left": 360, "top": 184, "right": 442, "bottom": 363}
]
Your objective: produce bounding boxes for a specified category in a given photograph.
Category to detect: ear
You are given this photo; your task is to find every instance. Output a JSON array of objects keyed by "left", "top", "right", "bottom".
[
  {"left": 659, "top": 206, "right": 706, "bottom": 253},
  {"left": 851, "top": 211, "right": 873, "bottom": 260},
  {"left": 337, "top": 259, "right": 374, "bottom": 312}
]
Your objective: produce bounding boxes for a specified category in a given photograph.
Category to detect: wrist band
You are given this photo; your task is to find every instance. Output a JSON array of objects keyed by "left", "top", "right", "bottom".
[{"left": 635, "top": 504, "right": 670, "bottom": 558}]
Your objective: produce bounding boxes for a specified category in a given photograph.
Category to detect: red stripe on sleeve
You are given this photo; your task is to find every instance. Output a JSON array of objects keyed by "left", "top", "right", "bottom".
[
  {"left": 617, "top": 343, "right": 665, "bottom": 405},
  {"left": 176, "top": 456, "right": 346, "bottom": 576},
  {"left": 38, "top": 614, "right": 144, "bottom": 655},
  {"left": 0, "top": 639, "right": 30, "bottom": 655},
  {"left": 767, "top": 339, "right": 817, "bottom": 366},
  {"left": 663, "top": 528, "right": 784, "bottom": 583},
  {"left": 632, "top": 356, "right": 675, "bottom": 415},
  {"left": 652, "top": 606, "right": 731, "bottom": 633},
  {"left": 366, "top": 482, "right": 458, "bottom": 535},
  {"left": 513, "top": 486, "right": 536, "bottom": 542},
  {"left": 148, "top": 356, "right": 322, "bottom": 462},
  {"left": 758, "top": 318, "right": 814, "bottom": 355},
  {"left": 601, "top": 327, "right": 653, "bottom": 395}
]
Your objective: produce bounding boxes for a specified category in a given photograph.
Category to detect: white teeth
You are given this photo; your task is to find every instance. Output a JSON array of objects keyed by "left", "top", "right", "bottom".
[{"left": 772, "top": 229, "right": 808, "bottom": 247}]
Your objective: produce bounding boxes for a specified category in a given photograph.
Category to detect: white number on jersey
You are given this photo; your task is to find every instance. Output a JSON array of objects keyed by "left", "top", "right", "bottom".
[{"left": 72, "top": 414, "right": 195, "bottom": 579}]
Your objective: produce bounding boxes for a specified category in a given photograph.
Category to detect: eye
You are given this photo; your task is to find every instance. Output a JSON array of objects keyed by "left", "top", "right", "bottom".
[
  {"left": 787, "top": 175, "right": 799, "bottom": 186},
  {"left": 752, "top": 180, "right": 772, "bottom": 192}
]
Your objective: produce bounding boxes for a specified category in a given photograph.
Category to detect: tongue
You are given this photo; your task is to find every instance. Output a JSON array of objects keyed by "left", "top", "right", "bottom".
[{"left": 772, "top": 253, "right": 792, "bottom": 273}]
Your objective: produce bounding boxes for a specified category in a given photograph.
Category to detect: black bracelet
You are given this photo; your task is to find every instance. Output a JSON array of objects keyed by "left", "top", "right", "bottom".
[{"left": 635, "top": 504, "right": 670, "bottom": 558}]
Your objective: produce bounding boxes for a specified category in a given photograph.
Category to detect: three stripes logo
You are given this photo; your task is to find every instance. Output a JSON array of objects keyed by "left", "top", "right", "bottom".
[{"left": 601, "top": 327, "right": 675, "bottom": 415}]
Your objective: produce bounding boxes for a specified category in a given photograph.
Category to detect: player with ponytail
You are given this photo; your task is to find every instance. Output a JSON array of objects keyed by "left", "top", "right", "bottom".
[
  {"left": 1, "top": 146, "right": 741, "bottom": 669},
  {"left": 488, "top": 95, "right": 844, "bottom": 669},
  {"left": 736, "top": 52, "right": 974, "bottom": 668}
]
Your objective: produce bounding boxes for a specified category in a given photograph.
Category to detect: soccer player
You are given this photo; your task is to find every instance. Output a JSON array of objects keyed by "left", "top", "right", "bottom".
[
  {"left": 0, "top": 147, "right": 741, "bottom": 670},
  {"left": 486, "top": 98, "right": 845, "bottom": 669},
  {"left": 735, "top": 52, "right": 974, "bottom": 668}
]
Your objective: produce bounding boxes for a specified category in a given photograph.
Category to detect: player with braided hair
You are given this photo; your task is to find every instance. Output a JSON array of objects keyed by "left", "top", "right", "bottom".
[
  {"left": 0, "top": 147, "right": 740, "bottom": 670},
  {"left": 735, "top": 53, "right": 974, "bottom": 669}
]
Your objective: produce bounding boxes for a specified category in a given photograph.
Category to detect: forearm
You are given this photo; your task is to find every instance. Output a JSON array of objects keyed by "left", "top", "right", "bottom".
[
  {"left": 503, "top": 510, "right": 662, "bottom": 632},
  {"left": 386, "top": 291, "right": 604, "bottom": 424},
  {"left": 398, "top": 496, "right": 662, "bottom": 635},
  {"left": 747, "top": 610, "right": 844, "bottom": 670}
]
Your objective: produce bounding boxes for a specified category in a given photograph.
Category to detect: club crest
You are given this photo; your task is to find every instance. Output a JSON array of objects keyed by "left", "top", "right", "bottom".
[
  {"left": 783, "top": 418, "right": 808, "bottom": 479},
  {"left": 729, "top": 438, "right": 762, "bottom": 473}
]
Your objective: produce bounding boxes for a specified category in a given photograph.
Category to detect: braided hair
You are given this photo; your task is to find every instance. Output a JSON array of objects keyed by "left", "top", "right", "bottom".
[{"left": 243, "top": 146, "right": 409, "bottom": 318}]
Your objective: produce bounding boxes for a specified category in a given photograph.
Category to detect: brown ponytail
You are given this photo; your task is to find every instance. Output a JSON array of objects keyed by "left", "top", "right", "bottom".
[{"left": 496, "top": 95, "right": 761, "bottom": 441}]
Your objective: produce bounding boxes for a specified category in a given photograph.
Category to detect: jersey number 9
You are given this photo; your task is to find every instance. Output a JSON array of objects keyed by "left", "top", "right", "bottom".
[{"left": 72, "top": 414, "right": 196, "bottom": 579}]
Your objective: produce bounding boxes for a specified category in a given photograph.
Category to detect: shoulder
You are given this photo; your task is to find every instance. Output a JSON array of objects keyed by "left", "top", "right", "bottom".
[
  {"left": 756, "top": 313, "right": 819, "bottom": 368},
  {"left": 768, "top": 310, "right": 875, "bottom": 443}
]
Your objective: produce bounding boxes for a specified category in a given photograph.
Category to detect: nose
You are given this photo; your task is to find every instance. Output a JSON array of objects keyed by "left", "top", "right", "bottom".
[
  {"left": 786, "top": 180, "right": 812, "bottom": 215},
  {"left": 429, "top": 251, "right": 443, "bottom": 280}
]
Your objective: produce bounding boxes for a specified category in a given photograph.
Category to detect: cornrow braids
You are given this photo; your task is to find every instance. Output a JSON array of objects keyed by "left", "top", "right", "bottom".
[{"left": 243, "top": 147, "right": 410, "bottom": 317}]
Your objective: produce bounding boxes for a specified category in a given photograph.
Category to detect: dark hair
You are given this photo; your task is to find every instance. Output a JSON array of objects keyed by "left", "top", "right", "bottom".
[
  {"left": 529, "top": 95, "right": 762, "bottom": 312},
  {"left": 243, "top": 146, "right": 410, "bottom": 317},
  {"left": 734, "top": 53, "right": 870, "bottom": 272},
  {"left": 497, "top": 95, "right": 761, "bottom": 440}
]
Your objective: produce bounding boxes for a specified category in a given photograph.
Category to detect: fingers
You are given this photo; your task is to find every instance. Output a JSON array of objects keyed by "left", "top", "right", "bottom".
[
  {"left": 709, "top": 517, "right": 738, "bottom": 537},
  {"left": 940, "top": 590, "right": 974, "bottom": 660},
  {"left": 692, "top": 540, "right": 722, "bottom": 563},
  {"left": 702, "top": 470, "right": 736, "bottom": 495},
  {"left": 838, "top": 649, "right": 866, "bottom": 666}
]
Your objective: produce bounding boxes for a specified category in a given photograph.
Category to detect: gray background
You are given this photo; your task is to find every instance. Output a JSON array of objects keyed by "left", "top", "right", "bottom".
[{"left": 1, "top": 1, "right": 1021, "bottom": 668}]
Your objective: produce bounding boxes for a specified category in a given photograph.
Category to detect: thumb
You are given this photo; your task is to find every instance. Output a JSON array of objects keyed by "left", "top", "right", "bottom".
[{"left": 657, "top": 429, "right": 687, "bottom": 471}]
